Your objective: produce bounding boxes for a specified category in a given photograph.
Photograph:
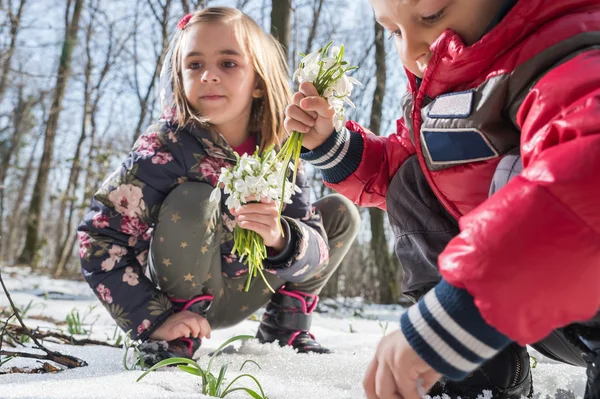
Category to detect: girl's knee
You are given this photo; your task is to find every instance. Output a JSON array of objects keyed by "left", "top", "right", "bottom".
[
  {"left": 317, "top": 194, "right": 361, "bottom": 238},
  {"left": 159, "top": 182, "right": 219, "bottom": 221}
]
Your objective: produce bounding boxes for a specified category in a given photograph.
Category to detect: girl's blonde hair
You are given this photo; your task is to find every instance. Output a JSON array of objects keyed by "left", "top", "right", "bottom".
[{"left": 169, "top": 7, "right": 292, "bottom": 150}]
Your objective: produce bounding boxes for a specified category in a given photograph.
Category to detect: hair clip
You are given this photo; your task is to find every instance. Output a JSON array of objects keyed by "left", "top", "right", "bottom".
[{"left": 177, "top": 14, "right": 193, "bottom": 30}]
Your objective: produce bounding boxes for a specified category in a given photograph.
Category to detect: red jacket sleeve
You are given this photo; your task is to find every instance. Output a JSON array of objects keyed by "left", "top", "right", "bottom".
[
  {"left": 439, "top": 50, "right": 600, "bottom": 344},
  {"left": 325, "top": 119, "right": 416, "bottom": 210}
]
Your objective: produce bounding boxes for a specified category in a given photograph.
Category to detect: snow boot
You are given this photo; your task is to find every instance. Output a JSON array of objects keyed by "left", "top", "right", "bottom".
[
  {"left": 577, "top": 327, "right": 600, "bottom": 399},
  {"left": 256, "top": 288, "right": 331, "bottom": 354},
  {"left": 584, "top": 344, "right": 600, "bottom": 399},
  {"left": 427, "top": 343, "right": 533, "bottom": 399},
  {"left": 138, "top": 295, "right": 213, "bottom": 367}
]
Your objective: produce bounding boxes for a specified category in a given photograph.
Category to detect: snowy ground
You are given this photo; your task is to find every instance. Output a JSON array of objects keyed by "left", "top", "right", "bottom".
[{"left": 0, "top": 266, "right": 587, "bottom": 399}]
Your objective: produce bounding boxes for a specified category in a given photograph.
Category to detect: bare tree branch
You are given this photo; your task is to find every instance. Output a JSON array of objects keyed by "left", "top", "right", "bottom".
[
  {"left": 4, "top": 324, "right": 121, "bottom": 348},
  {"left": 0, "top": 271, "right": 88, "bottom": 368},
  {"left": 304, "top": 0, "right": 324, "bottom": 55},
  {"left": 0, "top": 0, "right": 28, "bottom": 102}
]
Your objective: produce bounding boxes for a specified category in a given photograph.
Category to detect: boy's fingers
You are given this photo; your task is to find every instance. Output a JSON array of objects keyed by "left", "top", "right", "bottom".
[
  {"left": 284, "top": 117, "right": 312, "bottom": 134},
  {"left": 292, "top": 92, "right": 317, "bottom": 119},
  {"left": 300, "top": 97, "right": 335, "bottom": 119},
  {"left": 363, "top": 359, "right": 379, "bottom": 399},
  {"left": 292, "top": 91, "right": 305, "bottom": 106},
  {"left": 375, "top": 363, "right": 402, "bottom": 399},
  {"left": 286, "top": 104, "right": 316, "bottom": 127},
  {"left": 299, "top": 81, "right": 319, "bottom": 97}
]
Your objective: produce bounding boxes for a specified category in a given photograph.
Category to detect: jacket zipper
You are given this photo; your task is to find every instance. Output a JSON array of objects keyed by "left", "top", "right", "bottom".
[
  {"left": 411, "top": 89, "right": 462, "bottom": 221},
  {"left": 510, "top": 345, "right": 523, "bottom": 387}
]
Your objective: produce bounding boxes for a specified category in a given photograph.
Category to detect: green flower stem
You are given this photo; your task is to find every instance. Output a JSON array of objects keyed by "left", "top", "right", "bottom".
[{"left": 232, "top": 226, "right": 274, "bottom": 294}]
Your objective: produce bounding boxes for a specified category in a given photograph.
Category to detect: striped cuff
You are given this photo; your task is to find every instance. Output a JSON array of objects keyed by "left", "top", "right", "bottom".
[
  {"left": 401, "top": 280, "right": 512, "bottom": 381},
  {"left": 299, "top": 127, "right": 364, "bottom": 184}
]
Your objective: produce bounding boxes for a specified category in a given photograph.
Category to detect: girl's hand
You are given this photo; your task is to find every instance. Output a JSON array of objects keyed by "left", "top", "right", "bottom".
[
  {"left": 231, "top": 197, "right": 286, "bottom": 252},
  {"left": 150, "top": 310, "right": 211, "bottom": 341},
  {"left": 284, "top": 82, "right": 335, "bottom": 150}
]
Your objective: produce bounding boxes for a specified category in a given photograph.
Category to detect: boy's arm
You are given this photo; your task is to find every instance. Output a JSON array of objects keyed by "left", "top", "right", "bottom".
[
  {"left": 401, "top": 50, "right": 600, "bottom": 379},
  {"left": 78, "top": 122, "right": 186, "bottom": 341},
  {"left": 300, "top": 118, "right": 416, "bottom": 210}
]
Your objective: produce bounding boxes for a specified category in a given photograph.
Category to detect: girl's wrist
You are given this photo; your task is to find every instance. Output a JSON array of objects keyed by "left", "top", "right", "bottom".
[{"left": 269, "top": 236, "right": 286, "bottom": 253}]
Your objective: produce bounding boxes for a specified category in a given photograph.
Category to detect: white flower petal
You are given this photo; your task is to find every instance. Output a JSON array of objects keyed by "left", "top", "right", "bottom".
[
  {"left": 347, "top": 76, "right": 362, "bottom": 86},
  {"left": 209, "top": 187, "right": 221, "bottom": 202}
]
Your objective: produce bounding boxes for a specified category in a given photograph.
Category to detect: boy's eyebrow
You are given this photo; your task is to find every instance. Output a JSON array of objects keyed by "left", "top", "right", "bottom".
[{"left": 185, "top": 49, "right": 243, "bottom": 58}]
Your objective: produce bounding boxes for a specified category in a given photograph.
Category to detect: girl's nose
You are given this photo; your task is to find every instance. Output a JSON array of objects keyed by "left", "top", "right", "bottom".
[{"left": 200, "top": 69, "right": 220, "bottom": 83}]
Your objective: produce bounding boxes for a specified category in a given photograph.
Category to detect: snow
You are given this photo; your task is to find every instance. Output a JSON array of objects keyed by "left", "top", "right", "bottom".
[{"left": 0, "top": 267, "right": 587, "bottom": 399}]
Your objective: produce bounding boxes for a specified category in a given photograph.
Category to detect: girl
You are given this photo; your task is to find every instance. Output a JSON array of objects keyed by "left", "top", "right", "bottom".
[
  {"left": 286, "top": 0, "right": 600, "bottom": 397},
  {"left": 78, "top": 7, "right": 360, "bottom": 366}
]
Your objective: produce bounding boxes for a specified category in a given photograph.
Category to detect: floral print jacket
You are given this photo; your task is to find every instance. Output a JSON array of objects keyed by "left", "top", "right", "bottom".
[{"left": 77, "top": 120, "right": 330, "bottom": 341}]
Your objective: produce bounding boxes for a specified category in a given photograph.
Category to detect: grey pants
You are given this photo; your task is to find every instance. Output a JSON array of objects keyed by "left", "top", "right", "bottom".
[
  {"left": 148, "top": 182, "right": 360, "bottom": 330},
  {"left": 387, "top": 152, "right": 594, "bottom": 367}
]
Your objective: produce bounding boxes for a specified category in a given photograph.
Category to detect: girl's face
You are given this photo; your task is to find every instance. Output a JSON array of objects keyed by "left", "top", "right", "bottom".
[
  {"left": 180, "top": 21, "right": 260, "bottom": 134},
  {"left": 371, "top": 0, "right": 503, "bottom": 78}
]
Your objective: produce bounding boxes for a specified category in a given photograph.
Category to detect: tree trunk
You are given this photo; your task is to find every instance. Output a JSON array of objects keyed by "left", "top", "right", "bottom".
[
  {"left": 17, "top": 0, "right": 84, "bottom": 266},
  {"left": 304, "top": 0, "right": 323, "bottom": 55},
  {"left": 52, "top": 9, "right": 96, "bottom": 275},
  {"left": 270, "top": 0, "right": 292, "bottom": 59},
  {"left": 130, "top": 0, "right": 172, "bottom": 145},
  {"left": 0, "top": 87, "right": 37, "bottom": 261},
  {"left": 0, "top": 0, "right": 27, "bottom": 102},
  {"left": 368, "top": 19, "right": 398, "bottom": 304},
  {"left": 5, "top": 133, "right": 41, "bottom": 263}
]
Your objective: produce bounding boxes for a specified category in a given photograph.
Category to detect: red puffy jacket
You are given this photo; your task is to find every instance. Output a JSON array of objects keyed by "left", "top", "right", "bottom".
[{"left": 327, "top": 0, "right": 600, "bottom": 344}]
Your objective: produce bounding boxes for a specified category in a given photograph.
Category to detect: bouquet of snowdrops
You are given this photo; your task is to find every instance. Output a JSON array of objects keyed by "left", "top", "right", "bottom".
[
  {"left": 276, "top": 41, "right": 360, "bottom": 212},
  {"left": 210, "top": 147, "right": 301, "bottom": 292}
]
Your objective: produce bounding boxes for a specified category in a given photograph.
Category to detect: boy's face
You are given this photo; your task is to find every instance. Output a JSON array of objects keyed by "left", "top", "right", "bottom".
[{"left": 371, "top": 0, "right": 504, "bottom": 78}]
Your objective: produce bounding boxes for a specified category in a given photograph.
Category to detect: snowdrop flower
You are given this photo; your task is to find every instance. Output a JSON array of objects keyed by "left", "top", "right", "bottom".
[
  {"left": 209, "top": 147, "right": 301, "bottom": 293},
  {"left": 290, "top": 41, "right": 360, "bottom": 133}
]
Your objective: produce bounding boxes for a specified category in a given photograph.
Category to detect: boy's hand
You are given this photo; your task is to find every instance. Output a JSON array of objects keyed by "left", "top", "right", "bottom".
[
  {"left": 231, "top": 197, "right": 286, "bottom": 252},
  {"left": 150, "top": 310, "right": 211, "bottom": 341},
  {"left": 284, "top": 82, "right": 336, "bottom": 150},
  {"left": 363, "top": 329, "right": 441, "bottom": 399}
]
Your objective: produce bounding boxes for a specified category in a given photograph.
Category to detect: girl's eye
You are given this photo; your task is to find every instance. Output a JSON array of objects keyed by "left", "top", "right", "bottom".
[
  {"left": 222, "top": 61, "right": 237, "bottom": 68},
  {"left": 387, "top": 29, "right": 402, "bottom": 40},
  {"left": 189, "top": 62, "right": 201, "bottom": 70},
  {"left": 421, "top": 8, "right": 446, "bottom": 24}
]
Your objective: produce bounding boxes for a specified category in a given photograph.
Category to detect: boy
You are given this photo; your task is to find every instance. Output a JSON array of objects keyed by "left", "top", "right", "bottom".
[{"left": 285, "top": 0, "right": 600, "bottom": 397}]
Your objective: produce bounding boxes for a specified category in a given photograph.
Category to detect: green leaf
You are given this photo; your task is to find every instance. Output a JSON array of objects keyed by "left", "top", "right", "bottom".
[
  {"left": 205, "top": 372, "right": 218, "bottom": 395},
  {"left": 214, "top": 364, "right": 229, "bottom": 395},
  {"left": 136, "top": 357, "right": 203, "bottom": 382},
  {"left": 0, "top": 356, "right": 15, "bottom": 367},
  {"left": 178, "top": 365, "right": 204, "bottom": 376},
  {"left": 240, "top": 360, "right": 262, "bottom": 371},
  {"left": 207, "top": 335, "right": 254, "bottom": 373},
  {"left": 222, "top": 374, "right": 267, "bottom": 398},
  {"left": 222, "top": 387, "right": 264, "bottom": 399}
]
